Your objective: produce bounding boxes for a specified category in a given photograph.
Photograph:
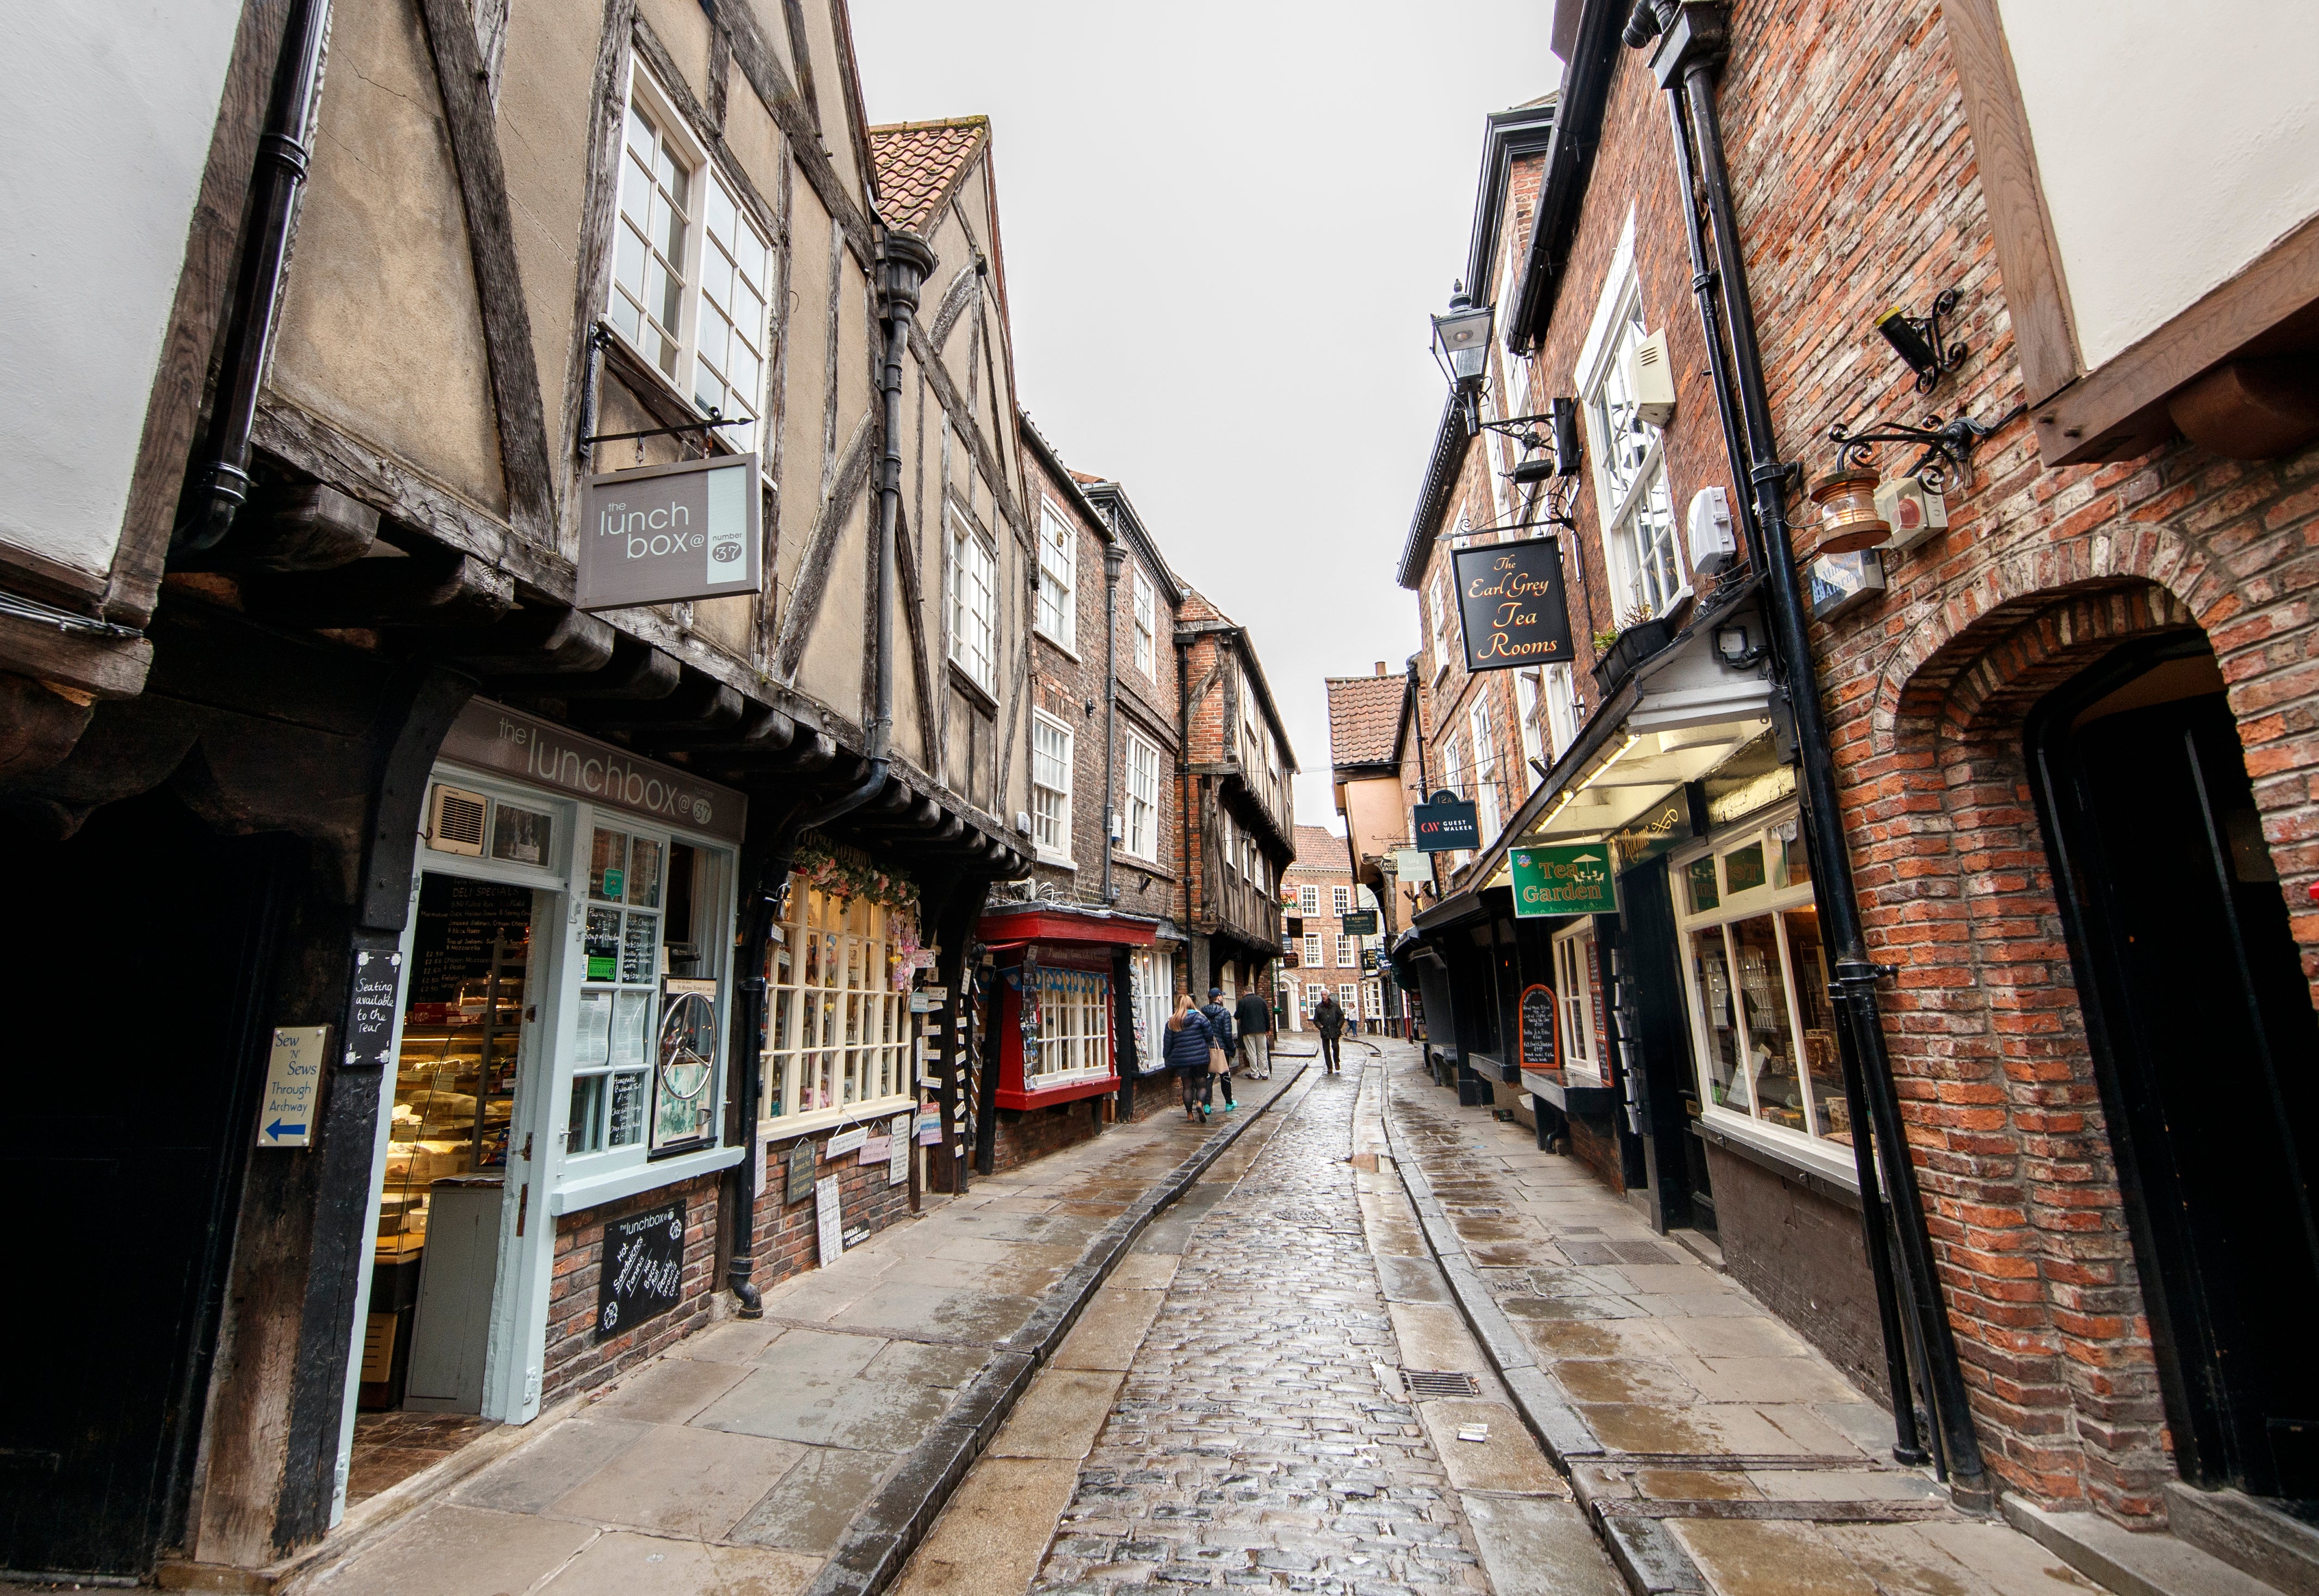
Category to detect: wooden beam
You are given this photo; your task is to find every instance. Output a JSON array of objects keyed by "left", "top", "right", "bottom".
[
  {"left": 720, "top": 0, "right": 874, "bottom": 267},
  {"left": 558, "top": 0, "right": 637, "bottom": 478},
  {"left": 772, "top": 410, "right": 878, "bottom": 681},
  {"left": 0, "top": 612, "right": 152, "bottom": 701},
  {"left": 415, "top": 0, "right": 557, "bottom": 539}
]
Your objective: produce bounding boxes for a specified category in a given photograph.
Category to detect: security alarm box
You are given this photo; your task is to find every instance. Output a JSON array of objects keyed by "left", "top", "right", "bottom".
[
  {"left": 1873, "top": 474, "right": 1950, "bottom": 555},
  {"left": 1808, "top": 550, "right": 1887, "bottom": 620},
  {"left": 1687, "top": 486, "right": 1736, "bottom": 576},
  {"left": 1626, "top": 329, "right": 1676, "bottom": 427},
  {"left": 427, "top": 784, "right": 488, "bottom": 856}
]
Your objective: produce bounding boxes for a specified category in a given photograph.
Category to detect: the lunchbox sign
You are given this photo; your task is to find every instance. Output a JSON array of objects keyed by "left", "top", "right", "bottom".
[{"left": 578, "top": 453, "right": 762, "bottom": 611}]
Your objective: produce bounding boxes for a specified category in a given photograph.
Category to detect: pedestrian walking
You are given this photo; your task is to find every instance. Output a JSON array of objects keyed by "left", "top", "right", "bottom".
[
  {"left": 1313, "top": 991, "right": 1347, "bottom": 1074},
  {"left": 1234, "top": 985, "right": 1274, "bottom": 1080},
  {"left": 1162, "top": 993, "right": 1216, "bottom": 1123},
  {"left": 1200, "top": 987, "right": 1238, "bottom": 1112}
]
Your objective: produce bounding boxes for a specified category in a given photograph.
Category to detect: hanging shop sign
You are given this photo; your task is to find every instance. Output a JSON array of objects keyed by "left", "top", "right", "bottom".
[
  {"left": 438, "top": 698, "right": 746, "bottom": 843},
  {"left": 1452, "top": 538, "right": 1575, "bottom": 673},
  {"left": 1414, "top": 791, "right": 1481, "bottom": 852},
  {"left": 1341, "top": 909, "right": 1379, "bottom": 936},
  {"left": 595, "top": 1198, "right": 684, "bottom": 1341},
  {"left": 1518, "top": 984, "right": 1560, "bottom": 1069},
  {"left": 1509, "top": 846, "right": 1618, "bottom": 918},
  {"left": 578, "top": 453, "right": 762, "bottom": 611},
  {"left": 1608, "top": 790, "right": 1698, "bottom": 872}
]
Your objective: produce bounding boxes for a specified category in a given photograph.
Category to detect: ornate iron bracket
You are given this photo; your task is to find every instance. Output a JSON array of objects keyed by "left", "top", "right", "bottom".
[
  {"left": 1826, "top": 405, "right": 2026, "bottom": 494},
  {"left": 1880, "top": 288, "right": 1967, "bottom": 393}
]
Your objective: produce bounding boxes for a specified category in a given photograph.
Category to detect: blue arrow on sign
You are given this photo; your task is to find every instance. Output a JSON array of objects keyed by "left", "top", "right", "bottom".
[{"left": 267, "top": 1119, "right": 306, "bottom": 1140}]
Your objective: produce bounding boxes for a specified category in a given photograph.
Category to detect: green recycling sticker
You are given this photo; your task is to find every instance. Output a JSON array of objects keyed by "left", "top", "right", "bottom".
[{"left": 1509, "top": 845, "right": 1618, "bottom": 919}]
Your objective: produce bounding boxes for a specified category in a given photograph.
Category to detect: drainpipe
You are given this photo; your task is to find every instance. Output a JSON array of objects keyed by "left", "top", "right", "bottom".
[
  {"left": 1102, "top": 540, "right": 1124, "bottom": 904},
  {"left": 1630, "top": 0, "right": 1988, "bottom": 1498},
  {"left": 174, "top": 0, "right": 334, "bottom": 551},
  {"left": 727, "top": 224, "right": 934, "bottom": 1315}
]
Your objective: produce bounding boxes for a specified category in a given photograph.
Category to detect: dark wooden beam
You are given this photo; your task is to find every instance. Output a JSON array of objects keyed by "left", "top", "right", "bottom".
[
  {"left": 771, "top": 411, "right": 878, "bottom": 680},
  {"left": 398, "top": 603, "right": 616, "bottom": 675},
  {"left": 242, "top": 548, "right": 514, "bottom": 629},
  {"left": 497, "top": 632, "right": 681, "bottom": 700},
  {"left": 571, "top": 672, "right": 745, "bottom": 732}
]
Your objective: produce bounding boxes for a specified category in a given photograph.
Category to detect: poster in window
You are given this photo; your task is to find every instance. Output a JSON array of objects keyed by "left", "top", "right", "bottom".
[
  {"left": 621, "top": 913, "right": 659, "bottom": 982},
  {"left": 608, "top": 1071, "right": 646, "bottom": 1145},
  {"left": 610, "top": 990, "right": 649, "bottom": 1068},
  {"left": 1451, "top": 538, "right": 1574, "bottom": 674},
  {"left": 575, "top": 990, "right": 612, "bottom": 1065},
  {"left": 651, "top": 979, "right": 719, "bottom": 1152},
  {"left": 584, "top": 907, "right": 621, "bottom": 981}
]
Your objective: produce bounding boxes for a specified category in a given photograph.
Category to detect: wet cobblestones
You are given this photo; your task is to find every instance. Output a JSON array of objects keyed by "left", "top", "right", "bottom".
[{"left": 1029, "top": 1071, "right": 1490, "bottom": 1596}]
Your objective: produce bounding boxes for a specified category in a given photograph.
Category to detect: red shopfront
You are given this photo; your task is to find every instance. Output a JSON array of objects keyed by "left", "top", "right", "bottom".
[{"left": 976, "top": 908, "right": 1157, "bottom": 1170}]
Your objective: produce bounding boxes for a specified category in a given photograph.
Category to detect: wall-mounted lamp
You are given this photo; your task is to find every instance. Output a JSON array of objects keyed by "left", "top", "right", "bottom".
[
  {"left": 1807, "top": 468, "right": 1892, "bottom": 553},
  {"left": 1876, "top": 289, "right": 1967, "bottom": 393},
  {"left": 1431, "top": 284, "right": 1495, "bottom": 437}
]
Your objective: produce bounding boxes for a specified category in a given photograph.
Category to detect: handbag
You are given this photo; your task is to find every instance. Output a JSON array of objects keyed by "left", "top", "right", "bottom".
[{"left": 1208, "top": 1046, "right": 1231, "bottom": 1075}]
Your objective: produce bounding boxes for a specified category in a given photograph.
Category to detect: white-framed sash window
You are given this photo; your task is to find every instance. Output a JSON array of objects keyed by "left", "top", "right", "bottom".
[
  {"left": 1132, "top": 570, "right": 1156, "bottom": 675},
  {"left": 1303, "top": 933, "right": 1324, "bottom": 966},
  {"left": 1299, "top": 884, "right": 1321, "bottom": 916},
  {"left": 1032, "top": 712, "right": 1072, "bottom": 862},
  {"left": 1036, "top": 502, "right": 1077, "bottom": 650},
  {"left": 1552, "top": 922, "right": 1605, "bottom": 1085},
  {"left": 948, "top": 513, "right": 996, "bottom": 692},
  {"left": 1577, "top": 237, "right": 1683, "bottom": 620},
  {"left": 1470, "top": 699, "right": 1501, "bottom": 843},
  {"left": 1336, "top": 935, "right": 1357, "bottom": 969},
  {"left": 1123, "top": 727, "right": 1160, "bottom": 862}
]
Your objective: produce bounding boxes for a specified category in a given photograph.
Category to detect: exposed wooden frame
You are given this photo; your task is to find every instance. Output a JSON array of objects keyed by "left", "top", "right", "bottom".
[
  {"left": 770, "top": 410, "right": 877, "bottom": 681},
  {"left": 1944, "top": 0, "right": 2319, "bottom": 466}
]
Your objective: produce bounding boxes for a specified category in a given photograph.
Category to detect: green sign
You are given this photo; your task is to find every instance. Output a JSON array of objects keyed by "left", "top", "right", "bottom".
[
  {"left": 1509, "top": 845, "right": 1618, "bottom": 919},
  {"left": 1341, "top": 909, "right": 1378, "bottom": 936}
]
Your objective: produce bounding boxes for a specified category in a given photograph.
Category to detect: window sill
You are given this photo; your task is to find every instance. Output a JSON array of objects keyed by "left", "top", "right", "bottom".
[
  {"left": 1034, "top": 627, "right": 1080, "bottom": 661},
  {"left": 948, "top": 658, "right": 998, "bottom": 713},
  {"left": 998, "top": 1069, "right": 1119, "bottom": 1111},
  {"left": 1036, "top": 851, "right": 1077, "bottom": 871},
  {"left": 760, "top": 1095, "right": 916, "bottom": 1146},
  {"left": 548, "top": 1142, "right": 744, "bottom": 1217},
  {"left": 1691, "top": 1108, "right": 1861, "bottom": 1198}
]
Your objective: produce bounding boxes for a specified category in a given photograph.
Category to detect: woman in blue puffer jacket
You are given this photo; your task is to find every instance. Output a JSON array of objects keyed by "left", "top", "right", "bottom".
[{"left": 1161, "top": 993, "right": 1217, "bottom": 1123}]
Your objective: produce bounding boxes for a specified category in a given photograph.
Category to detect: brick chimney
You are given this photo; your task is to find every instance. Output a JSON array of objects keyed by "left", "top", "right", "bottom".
[{"left": 1374, "top": 661, "right": 1387, "bottom": 675}]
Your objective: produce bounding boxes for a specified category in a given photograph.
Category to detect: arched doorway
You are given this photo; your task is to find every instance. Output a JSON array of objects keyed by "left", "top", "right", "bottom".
[{"left": 2030, "top": 635, "right": 2319, "bottom": 1500}]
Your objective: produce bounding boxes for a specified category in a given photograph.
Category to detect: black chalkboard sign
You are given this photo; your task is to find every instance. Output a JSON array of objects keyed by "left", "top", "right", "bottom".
[
  {"left": 596, "top": 1197, "right": 686, "bottom": 1342},
  {"left": 1519, "top": 983, "right": 1561, "bottom": 1069},
  {"left": 343, "top": 935, "right": 405, "bottom": 1068},
  {"left": 411, "top": 877, "right": 534, "bottom": 1004}
]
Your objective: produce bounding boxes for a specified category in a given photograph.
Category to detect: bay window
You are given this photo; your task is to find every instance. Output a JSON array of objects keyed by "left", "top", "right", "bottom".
[{"left": 1025, "top": 966, "right": 1110, "bottom": 1086}]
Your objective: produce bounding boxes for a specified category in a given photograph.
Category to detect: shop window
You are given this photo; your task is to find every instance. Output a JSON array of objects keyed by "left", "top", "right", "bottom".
[
  {"left": 1553, "top": 923, "right": 1604, "bottom": 1084},
  {"left": 1672, "top": 808, "right": 1846, "bottom": 1153},
  {"left": 1036, "top": 501, "right": 1077, "bottom": 649},
  {"left": 1025, "top": 966, "right": 1111, "bottom": 1085},
  {"left": 762, "top": 884, "right": 911, "bottom": 1136},
  {"left": 1032, "top": 712, "right": 1072, "bottom": 862},
  {"left": 1127, "top": 945, "right": 1175, "bottom": 1069},
  {"left": 1363, "top": 982, "right": 1383, "bottom": 1019},
  {"left": 1123, "top": 729, "right": 1160, "bottom": 861}
]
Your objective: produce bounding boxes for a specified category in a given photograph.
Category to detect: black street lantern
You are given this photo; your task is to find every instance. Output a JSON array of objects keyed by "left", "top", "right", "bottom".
[{"left": 1431, "top": 283, "right": 1495, "bottom": 436}]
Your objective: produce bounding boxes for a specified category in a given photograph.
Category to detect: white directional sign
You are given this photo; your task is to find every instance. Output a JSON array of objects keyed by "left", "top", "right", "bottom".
[{"left": 257, "top": 1026, "right": 329, "bottom": 1148}]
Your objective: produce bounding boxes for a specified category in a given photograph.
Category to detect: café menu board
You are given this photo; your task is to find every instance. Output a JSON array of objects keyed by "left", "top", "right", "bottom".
[
  {"left": 411, "top": 877, "right": 534, "bottom": 1005},
  {"left": 1519, "top": 983, "right": 1561, "bottom": 1069},
  {"left": 344, "top": 938, "right": 404, "bottom": 1067},
  {"left": 595, "top": 1197, "right": 685, "bottom": 1342}
]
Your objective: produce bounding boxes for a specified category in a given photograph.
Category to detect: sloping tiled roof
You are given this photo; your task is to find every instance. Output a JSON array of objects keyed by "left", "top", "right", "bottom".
[
  {"left": 867, "top": 118, "right": 988, "bottom": 231},
  {"left": 1289, "top": 825, "right": 1350, "bottom": 874},
  {"left": 1327, "top": 674, "right": 1405, "bottom": 768}
]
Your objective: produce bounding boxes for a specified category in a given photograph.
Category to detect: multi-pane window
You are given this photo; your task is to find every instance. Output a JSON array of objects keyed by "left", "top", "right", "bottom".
[
  {"left": 949, "top": 515, "right": 995, "bottom": 692},
  {"left": 1363, "top": 983, "right": 1384, "bottom": 1019},
  {"left": 1036, "top": 503, "right": 1076, "bottom": 649},
  {"left": 1546, "top": 664, "right": 1581, "bottom": 756},
  {"left": 1429, "top": 577, "right": 1454, "bottom": 680},
  {"left": 1335, "top": 935, "right": 1357, "bottom": 969},
  {"left": 1032, "top": 713, "right": 1072, "bottom": 860},
  {"left": 1338, "top": 983, "right": 1360, "bottom": 1013},
  {"left": 1123, "top": 729, "right": 1160, "bottom": 861},
  {"left": 1127, "top": 946, "right": 1174, "bottom": 1070},
  {"left": 761, "top": 884, "right": 909, "bottom": 1130},
  {"left": 1331, "top": 885, "right": 1351, "bottom": 916},
  {"left": 1303, "top": 934, "right": 1324, "bottom": 966},
  {"left": 571, "top": 827, "right": 665, "bottom": 1155},
  {"left": 1672, "top": 809, "right": 1843, "bottom": 1149},
  {"left": 1585, "top": 279, "right": 1682, "bottom": 616},
  {"left": 1306, "top": 983, "right": 1329, "bottom": 1014},
  {"left": 1027, "top": 966, "right": 1110, "bottom": 1082},
  {"left": 1132, "top": 571, "right": 1156, "bottom": 674},
  {"left": 1299, "top": 884, "right": 1321, "bottom": 916},
  {"left": 610, "top": 77, "right": 773, "bottom": 451},
  {"left": 1516, "top": 670, "right": 1547, "bottom": 777},
  {"left": 1554, "top": 924, "right": 1605, "bottom": 1084},
  {"left": 1470, "top": 700, "right": 1501, "bottom": 842}
]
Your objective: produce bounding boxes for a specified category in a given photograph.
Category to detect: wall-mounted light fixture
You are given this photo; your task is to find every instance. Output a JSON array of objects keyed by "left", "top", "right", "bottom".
[
  {"left": 1876, "top": 288, "right": 1967, "bottom": 393},
  {"left": 1431, "top": 285, "right": 1495, "bottom": 437},
  {"left": 1825, "top": 405, "right": 2026, "bottom": 498}
]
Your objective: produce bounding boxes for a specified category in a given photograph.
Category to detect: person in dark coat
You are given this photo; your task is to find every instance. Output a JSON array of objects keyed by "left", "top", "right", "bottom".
[
  {"left": 1200, "top": 988, "right": 1237, "bottom": 1111},
  {"left": 1234, "top": 986, "right": 1274, "bottom": 1081},
  {"left": 1162, "top": 993, "right": 1217, "bottom": 1122},
  {"left": 1313, "top": 992, "right": 1348, "bottom": 1074}
]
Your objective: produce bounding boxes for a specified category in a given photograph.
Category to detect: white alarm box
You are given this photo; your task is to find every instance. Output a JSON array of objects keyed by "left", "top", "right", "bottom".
[
  {"left": 1687, "top": 486, "right": 1736, "bottom": 576},
  {"left": 1626, "top": 329, "right": 1676, "bottom": 427},
  {"left": 1873, "top": 474, "right": 1948, "bottom": 554}
]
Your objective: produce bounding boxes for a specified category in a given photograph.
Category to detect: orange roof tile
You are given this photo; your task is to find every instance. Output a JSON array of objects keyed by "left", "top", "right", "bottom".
[
  {"left": 867, "top": 118, "right": 989, "bottom": 232},
  {"left": 1326, "top": 674, "right": 1406, "bottom": 767},
  {"left": 1289, "top": 825, "right": 1351, "bottom": 873}
]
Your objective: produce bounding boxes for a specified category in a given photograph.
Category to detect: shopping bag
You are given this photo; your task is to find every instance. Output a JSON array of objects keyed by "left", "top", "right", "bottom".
[{"left": 1208, "top": 1046, "right": 1231, "bottom": 1074}]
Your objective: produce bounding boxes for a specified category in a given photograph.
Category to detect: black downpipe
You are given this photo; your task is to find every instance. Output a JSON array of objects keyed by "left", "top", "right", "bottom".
[
  {"left": 727, "top": 225, "right": 935, "bottom": 1313},
  {"left": 1658, "top": 64, "right": 1920, "bottom": 1468},
  {"left": 176, "top": 0, "right": 333, "bottom": 552},
  {"left": 1642, "top": 6, "right": 1990, "bottom": 1496}
]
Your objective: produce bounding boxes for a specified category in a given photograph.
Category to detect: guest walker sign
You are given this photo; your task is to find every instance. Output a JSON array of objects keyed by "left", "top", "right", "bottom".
[
  {"left": 578, "top": 454, "right": 762, "bottom": 611},
  {"left": 1451, "top": 537, "right": 1573, "bottom": 673}
]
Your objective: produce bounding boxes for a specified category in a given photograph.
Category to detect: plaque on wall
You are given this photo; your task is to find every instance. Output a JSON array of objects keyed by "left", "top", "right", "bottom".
[
  {"left": 785, "top": 1137, "right": 816, "bottom": 1204},
  {"left": 595, "top": 1198, "right": 685, "bottom": 1342}
]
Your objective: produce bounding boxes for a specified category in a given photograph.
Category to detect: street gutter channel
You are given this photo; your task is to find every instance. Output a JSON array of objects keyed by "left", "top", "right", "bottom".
[{"left": 799, "top": 1058, "right": 1311, "bottom": 1596}]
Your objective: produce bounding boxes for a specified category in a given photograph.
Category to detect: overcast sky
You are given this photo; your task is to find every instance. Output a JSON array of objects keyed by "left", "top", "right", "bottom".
[{"left": 850, "top": 3, "right": 1561, "bottom": 834}]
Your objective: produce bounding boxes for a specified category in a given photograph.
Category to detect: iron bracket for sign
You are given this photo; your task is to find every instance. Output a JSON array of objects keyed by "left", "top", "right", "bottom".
[
  {"left": 1475, "top": 410, "right": 1562, "bottom": 448},
  {"left": 582, "top": 410, "right": 747, "bottom": 447},
  {"left": 1825, "top": 405, "right": 2025, "bottom": 494}
]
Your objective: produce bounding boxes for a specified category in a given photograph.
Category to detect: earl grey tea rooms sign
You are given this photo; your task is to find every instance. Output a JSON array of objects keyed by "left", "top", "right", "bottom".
[
  {"left": 1452, "top": 537, "right": 1572, "bottom": 674},
  {"left": 578, "top": 454, "right": 762, "bottom": 611}
]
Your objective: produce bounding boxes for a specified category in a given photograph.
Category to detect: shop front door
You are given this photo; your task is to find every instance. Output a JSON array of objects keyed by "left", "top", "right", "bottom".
[
  {"left": 0, "top": 790, "right": 297, "bottom": 1576},
  {"left": 2033, "top": 640, "right": 2319, "bottom": 1501}
]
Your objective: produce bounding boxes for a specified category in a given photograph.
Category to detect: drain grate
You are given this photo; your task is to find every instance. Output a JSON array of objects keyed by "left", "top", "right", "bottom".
[
  {"left": 1401, "top": 1369, "right": 1482, "bottom": 1398},
  {"left": 1451, "top": 1206, "right": 1507, "bottom": 1217}
]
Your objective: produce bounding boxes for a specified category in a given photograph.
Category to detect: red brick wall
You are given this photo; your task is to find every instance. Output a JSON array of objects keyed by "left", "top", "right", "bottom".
[
  {"left": 544, "top": 1172, "right": 724, "bottom": 1402},
  {"left": 751, "top": 1122, "right": 917, "bottom": 1285},
  {"left": 990, "top": 1095, "right": 1108, "bottom": 1172}
]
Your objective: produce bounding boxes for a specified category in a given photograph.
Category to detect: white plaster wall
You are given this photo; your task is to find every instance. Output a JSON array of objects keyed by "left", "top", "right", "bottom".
[
  {"left": 0, "top": 2, "right": 243, "bottom": 580},
  {"left": 1999, "top": 0, "right": 2319, "bottom": 369}
]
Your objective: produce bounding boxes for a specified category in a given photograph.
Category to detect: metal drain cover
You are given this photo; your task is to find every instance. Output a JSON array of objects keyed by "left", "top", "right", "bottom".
[{"left": 1402, "top": 1369, "right": 1482, "bottom": 1398}]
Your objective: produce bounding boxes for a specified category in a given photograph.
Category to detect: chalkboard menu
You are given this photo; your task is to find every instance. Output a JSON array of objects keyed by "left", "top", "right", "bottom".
[
  {"left": 1519, "top": 983, "right": 1561, "bottom": 1069},
  {"left": 410, "top": 878, "right": 534, "bottom": 1003},
  {"left": 596, "top": 1198, "right": 685, "bottom": 1341},
  {"left": 344, "top": 936, "right": 405, "bottom": 1067}
]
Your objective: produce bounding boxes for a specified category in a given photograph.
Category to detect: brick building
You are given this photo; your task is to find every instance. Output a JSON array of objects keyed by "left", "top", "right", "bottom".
[
  {"left": 1283, "top": 823, "right": 1383, "bottom": 1032},
  {"left": 1391, "top": 0, "right": 2319, "bottom": 1569},
  {"left": 1324, "top": 665, "right": 1424, "bottom": 1032}
]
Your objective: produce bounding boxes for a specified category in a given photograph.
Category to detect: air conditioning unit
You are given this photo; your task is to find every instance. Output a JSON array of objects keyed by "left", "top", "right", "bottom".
[
  {"left": 1873, "top": 473, "right": 1949, "bottom": 555},
  {"left": 1687, "top": 486, "right": 1736, "bottom": 577},
  {"left": 427, "top": 784, "right": 488, "bottom": 856},
  {"left": 1625, "top": 329, "right": 1676, "bottom": 426}
]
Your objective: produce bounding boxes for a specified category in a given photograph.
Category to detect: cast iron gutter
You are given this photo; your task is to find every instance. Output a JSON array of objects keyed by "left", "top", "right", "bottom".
[
  {"left": 1395, "top": 396, "right": 1471, "bottom": 590},
  {"left": 1464, "top": 99, "right": 1561, "bottom": 317},
  {"left": 1631, "top": 0, "right": 1990, "bottom": 1500},
  {"left": 173, "top": 0, "right": 333, "bottom": 551},
  {"left": 1507, "top": 0, "right": 1627, "bottom": 350}
]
